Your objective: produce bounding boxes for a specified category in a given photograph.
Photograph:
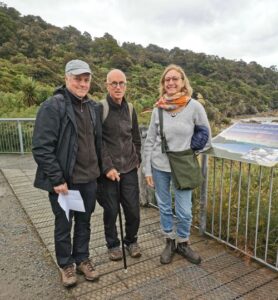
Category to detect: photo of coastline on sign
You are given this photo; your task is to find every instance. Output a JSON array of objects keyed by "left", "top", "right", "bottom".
[{"left": 207, "top": 123, "right": 278, "bottom": 167}]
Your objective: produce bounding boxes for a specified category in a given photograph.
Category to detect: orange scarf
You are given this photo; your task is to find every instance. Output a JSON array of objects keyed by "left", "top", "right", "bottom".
[{"left": 155, "top": 92, "right": 190, "bottom": 111}]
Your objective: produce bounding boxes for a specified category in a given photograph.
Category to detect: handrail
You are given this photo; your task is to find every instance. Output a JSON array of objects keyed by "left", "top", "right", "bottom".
[
  {"left": 0, "top": 118, "right": 35, "bottom": 154},
  {"left": 0, "top": 118, "right": 36, "bottom": 121}
]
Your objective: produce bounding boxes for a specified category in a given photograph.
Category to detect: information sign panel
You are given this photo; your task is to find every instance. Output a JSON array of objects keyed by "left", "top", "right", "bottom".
[{"left": 207, "top": 122, "right": 278, "bottom": 167}]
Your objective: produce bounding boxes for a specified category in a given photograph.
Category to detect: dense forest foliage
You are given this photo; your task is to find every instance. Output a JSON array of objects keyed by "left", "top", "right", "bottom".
[{"left": 0, "top": 3, "right": 278, "bottom": 126}]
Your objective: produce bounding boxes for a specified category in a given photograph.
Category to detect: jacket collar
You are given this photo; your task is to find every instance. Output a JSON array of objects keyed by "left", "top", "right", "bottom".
[
  {"left": 53, "top": 85, "right": 90, "bottom": 104},
  {"left": 106, "top": 94, "right": 127, "bottom": 109},
  {"left": 66, "top": 88, "right": 90, "bottom": 104}
]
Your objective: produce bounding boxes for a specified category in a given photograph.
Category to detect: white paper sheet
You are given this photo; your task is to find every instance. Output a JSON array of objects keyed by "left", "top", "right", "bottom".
[{"left": 58, "top": 190, "right": 85, "bottom": 221}]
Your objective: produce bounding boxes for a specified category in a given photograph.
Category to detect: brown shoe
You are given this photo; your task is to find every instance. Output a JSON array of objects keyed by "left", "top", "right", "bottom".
[
  {"left": 60, "top": 264, "right": 77, "bottom": 287},
  {"left": 126, "top": 242, "right": 141, "bottom": 258},
  {"left": 76, "top": 259, "right": 99, "bottom": 281},
  {"left": 108, "top": 247, "right": 123, "bottom": 261}
]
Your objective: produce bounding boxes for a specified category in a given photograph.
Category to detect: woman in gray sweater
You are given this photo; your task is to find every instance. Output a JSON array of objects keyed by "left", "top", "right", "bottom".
[{"left": 144, "top": 64, "right": 211, "bottom": 265}]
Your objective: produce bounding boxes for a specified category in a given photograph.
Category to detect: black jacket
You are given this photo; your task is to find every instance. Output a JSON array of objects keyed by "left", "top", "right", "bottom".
[
  {"left": 101, "top": 95, "right": 141, "bottom": 174},
  {"left": 32, "top": 86, "right": 102, "bottom": 192}
]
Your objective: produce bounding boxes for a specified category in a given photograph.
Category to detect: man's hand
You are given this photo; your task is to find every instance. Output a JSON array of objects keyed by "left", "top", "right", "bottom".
[
  {"left": 145, "top": 176, "right": 154, "bottom": 188},
  {"left": 54, "top": 182, "right": 68, "bottom": 194},
  {"left": 106, "top": 168, "right": 120, "bottom": 181}
]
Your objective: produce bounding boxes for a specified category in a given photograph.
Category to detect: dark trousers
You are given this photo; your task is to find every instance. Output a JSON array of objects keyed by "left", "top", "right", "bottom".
[
  {"left": 97, "top": 168, "right": 140, "bottom": 249},
  {"left": 49, "top": 181, "right": 97, "bottom": 268}
]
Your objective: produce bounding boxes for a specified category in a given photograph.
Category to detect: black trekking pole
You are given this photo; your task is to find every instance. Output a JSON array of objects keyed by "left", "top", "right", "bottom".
[{"left": 116, "top": 178, "right": 128, "bottom": 273}]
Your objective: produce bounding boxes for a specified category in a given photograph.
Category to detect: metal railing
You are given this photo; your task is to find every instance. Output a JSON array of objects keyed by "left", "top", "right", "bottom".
[
  {"left": 142, "top": 155, "right": 278, "bottom": 272},
  {"left": 202, "top": 156, "right": 278, "bottom": 272},
  {"left": 1, "top": 119, "right": 277, "bottom": 272},
  {"left": 0, "top": 118, "right": 35, "bottom": 154}
]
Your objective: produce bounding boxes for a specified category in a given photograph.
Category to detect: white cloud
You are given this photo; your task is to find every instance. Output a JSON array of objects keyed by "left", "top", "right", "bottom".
[{"left": 3, "top": 0, "right": 278, "bottom": 67}]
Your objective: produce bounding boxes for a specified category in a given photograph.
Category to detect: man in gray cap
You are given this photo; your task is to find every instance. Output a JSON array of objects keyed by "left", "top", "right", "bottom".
[{"left": 32, "top": 59, "right": 102, "bottom": 287}]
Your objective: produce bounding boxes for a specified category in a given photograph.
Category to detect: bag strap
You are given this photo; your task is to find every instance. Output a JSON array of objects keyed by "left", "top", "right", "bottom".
[
  {"left": 158, "top": 108, "right": 169, "bottom": 153},
  {"left": 127, "top": 102, "right": 133, "bottom": 123},
  {"left": 100, "top": 99, "right": 133, "bottom": 123},
  {"left": 52, "top": 94, "right": 66, "bottom": 119},
  {"left": 100, "top": 99, "right": 109, "bottom": 122}
]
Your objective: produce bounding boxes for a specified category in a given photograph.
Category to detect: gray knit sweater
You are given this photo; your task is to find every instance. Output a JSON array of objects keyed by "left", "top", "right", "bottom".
[{"left": 143, "top": 99, "right": 211, "bottom": 176}]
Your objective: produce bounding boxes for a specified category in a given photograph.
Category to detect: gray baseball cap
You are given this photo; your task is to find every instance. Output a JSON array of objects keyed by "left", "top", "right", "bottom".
[{"left": 65, "top": 59, "right": 92, "bottom": 75}]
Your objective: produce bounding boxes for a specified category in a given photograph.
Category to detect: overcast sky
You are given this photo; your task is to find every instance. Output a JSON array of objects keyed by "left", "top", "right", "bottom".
[{"left": 3, "top": 0, "right": 278, "bottom": 68}]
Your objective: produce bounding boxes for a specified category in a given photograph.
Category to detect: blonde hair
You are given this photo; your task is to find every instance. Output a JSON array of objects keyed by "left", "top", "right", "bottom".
[{"left": 159, "top": 64, "right": 193, "bottom": 98}]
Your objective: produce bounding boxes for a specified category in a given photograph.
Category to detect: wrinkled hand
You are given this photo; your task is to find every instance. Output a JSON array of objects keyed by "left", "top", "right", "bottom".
[
  {"left": 106, "top": 168, "right": 120, "bottom": 181},
  {"left": 54, "top": 182, "right": 68, "bottom": 194},
  {"left": 145, "top": 176, "right": 154, "bottom": 188}
]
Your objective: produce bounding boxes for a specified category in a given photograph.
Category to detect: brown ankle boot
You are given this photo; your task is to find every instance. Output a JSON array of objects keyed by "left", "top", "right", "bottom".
[
  {"left": 176, "top": 242, "right": 201, "bottom": 264},
  {"left": 160, "top": 238, "right": 176, "bottom": 264}
]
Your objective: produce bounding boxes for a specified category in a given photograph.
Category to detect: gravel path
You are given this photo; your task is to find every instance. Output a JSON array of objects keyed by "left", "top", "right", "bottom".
[{"left": 0, "top": 170, "right": 74, "bottom": 300}]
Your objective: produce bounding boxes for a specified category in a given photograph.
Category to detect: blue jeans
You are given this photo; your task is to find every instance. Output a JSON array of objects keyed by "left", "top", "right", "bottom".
[{"left": 152, "top": 167, "right": 192, "bottom": 241}]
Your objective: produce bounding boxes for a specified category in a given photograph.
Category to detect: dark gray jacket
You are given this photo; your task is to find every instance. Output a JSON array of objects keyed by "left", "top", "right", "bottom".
[
  {"left": 101, "top": 95, "right": 141, "bottom": 174},
  {"left": 32, "top": 86, "right": 102, "bottom": 192}
]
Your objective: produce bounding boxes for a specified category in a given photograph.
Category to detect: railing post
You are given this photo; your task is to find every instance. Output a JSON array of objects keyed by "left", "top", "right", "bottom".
[
  {"left": 199, "top": 154, "right": 208, "bottom": 235},
  {"left": 17, "top": 120, "right": 24, "bottom": 154}
]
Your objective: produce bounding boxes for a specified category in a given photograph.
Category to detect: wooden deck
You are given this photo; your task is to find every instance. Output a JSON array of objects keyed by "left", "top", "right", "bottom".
[{"left": 1, "top": 154, "right": 278, "bottom": 299}]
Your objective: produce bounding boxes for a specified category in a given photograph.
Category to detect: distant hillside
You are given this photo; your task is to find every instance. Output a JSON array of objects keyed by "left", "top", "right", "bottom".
[{"left": 0, "top": 2, "right": 277, "bottom": 126}]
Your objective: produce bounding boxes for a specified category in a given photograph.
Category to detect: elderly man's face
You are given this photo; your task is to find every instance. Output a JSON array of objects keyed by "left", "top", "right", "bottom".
[
  {"left": 65, "top": 73, "right": 91, "bottom": 98},
  {"left": 106, "top": 70, "right": 126, "bottom": 104}
]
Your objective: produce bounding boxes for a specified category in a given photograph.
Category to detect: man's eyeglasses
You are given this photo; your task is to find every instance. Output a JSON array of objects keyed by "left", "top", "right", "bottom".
[
  {"left": 164, "top": 77, "right": 181, "bottom": 83},
  {"left": 108, "top": 81, "right": 126, "bottom": 88}
]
